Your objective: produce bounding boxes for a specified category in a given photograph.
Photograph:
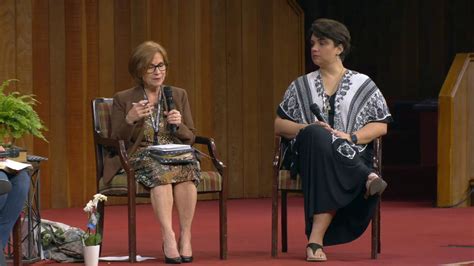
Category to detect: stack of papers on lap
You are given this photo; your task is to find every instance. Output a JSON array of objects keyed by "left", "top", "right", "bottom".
[
  {"left": 0, "top": 159, "right": 32, "bottom": 174},
  {"left": 148, "top": 144, "right": 192, "bottom": 151}
]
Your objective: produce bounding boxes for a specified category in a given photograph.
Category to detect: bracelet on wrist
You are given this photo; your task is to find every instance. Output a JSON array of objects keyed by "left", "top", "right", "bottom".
[{"left": 350, "top": 133, "right": 358, "bottom": 144}]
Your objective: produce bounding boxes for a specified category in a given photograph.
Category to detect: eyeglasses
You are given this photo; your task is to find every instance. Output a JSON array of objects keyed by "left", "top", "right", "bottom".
[{"left": 146, "top": 62, "right": 168, "bottom": 73}]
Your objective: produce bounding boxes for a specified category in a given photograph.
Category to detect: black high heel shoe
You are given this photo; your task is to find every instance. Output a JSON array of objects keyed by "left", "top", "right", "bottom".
[
  {"left": 178, "top": 238, "right": 193, "bottom": 263},
  {"left": 162, "top": 244, "right": 182, "bottom": 264}
]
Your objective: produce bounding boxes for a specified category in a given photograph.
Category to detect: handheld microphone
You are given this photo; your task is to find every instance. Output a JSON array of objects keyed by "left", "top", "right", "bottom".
[
  {"left": 309, "top": 103, "right": 326, "bottom": 123},
  {"left": 163, "top": 86, "right": 177, "bottom": 133}
]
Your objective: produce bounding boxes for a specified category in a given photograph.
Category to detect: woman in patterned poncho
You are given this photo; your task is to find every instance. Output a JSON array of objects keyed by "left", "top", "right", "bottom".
[{"left": 275, "top": 18, "right": 392, "bottom": 262}]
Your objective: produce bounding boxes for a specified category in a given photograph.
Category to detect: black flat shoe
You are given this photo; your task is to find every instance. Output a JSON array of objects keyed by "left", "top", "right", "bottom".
[
  {"left": 163, "top": 244, "right": 182, "bottom": 264},
  {"left": 180, "top": 255, "right": 193, "bottom": 263},
  {"left": 306, "top": 243, "right": 327, "bottom": 262}
]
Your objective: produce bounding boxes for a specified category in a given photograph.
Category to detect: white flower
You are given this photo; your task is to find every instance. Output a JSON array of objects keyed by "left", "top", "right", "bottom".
[
  {"left": 92, "top": 194, "right": 108, "bottom": 206},
  {"left": 83, "top": 200, "right": 94, "bottom": 213},
  {"left": 94, "top": 193, "right": 107, "bottom": 201}
]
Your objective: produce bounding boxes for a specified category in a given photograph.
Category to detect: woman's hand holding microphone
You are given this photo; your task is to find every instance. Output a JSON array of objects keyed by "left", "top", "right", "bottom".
[{"left": 164, "top": 109, "right": 182, "bottom": 127}]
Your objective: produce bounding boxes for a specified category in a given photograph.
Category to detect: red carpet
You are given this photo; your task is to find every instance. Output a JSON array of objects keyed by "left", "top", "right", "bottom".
[{"left": 28, "top": 197, "right": 474, "bottom": 265}]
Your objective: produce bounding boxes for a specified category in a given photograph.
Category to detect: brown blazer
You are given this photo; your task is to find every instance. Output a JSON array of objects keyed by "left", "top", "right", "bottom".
[{"left": 102, "top": 85, "right": 196, "bottom": 184}]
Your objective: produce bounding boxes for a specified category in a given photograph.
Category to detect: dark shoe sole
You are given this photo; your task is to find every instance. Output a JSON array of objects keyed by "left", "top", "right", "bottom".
[
  {"left": 181, "top": 256, "right": 193, "bottom": 263},
  {"left": 165, "top": 257, "right": 182, "bottom": 264},
  {"left": 368, "top": 178, "right": 387, "bottom": 196}
]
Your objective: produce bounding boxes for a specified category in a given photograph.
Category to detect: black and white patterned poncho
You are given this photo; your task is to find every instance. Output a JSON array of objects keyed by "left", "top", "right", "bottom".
[{"left": 277, "top": 69, "right": 392, "bottom": 167}]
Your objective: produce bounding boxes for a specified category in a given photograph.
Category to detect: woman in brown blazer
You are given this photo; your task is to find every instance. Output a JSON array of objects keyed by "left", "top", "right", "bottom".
[{"left": 105, "top": 41, "right": 199, "bottom": 264}]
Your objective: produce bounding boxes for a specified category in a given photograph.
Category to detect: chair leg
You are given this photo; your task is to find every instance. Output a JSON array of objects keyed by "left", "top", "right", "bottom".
[
  {"left": 271, "top": 188, "right": 279, "bottom": 257},
  {"left": 281, "top": 191, "right": 288, "bottom": 253},
  {"left": 97, "top": 201, "right": 105, "bottom": 256},
  {"left": 219, "top": 190, "right": 227, "bottom": 259},
  {"left": 13, "top": 217, "right": 22, "bottom": 266},
  {"left": 128, "top": 192, "right": 137, "bottom": 262},
  {"left": 371, "top": 198, "right": 380, "bottom": 259},
  {"left": 378, "top": 198, "right": 381, "bottom": 254}
]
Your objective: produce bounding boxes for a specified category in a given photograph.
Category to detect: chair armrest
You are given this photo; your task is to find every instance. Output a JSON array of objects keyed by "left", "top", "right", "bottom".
[
  {"left": 94, "top": 132, "right": 121, "bottom": 149},
  {"left": 194, "top": 136, "right": 226, "bottom": 173},
  {"left": 93, "top": 131, "right": 133, "bottom": 177}
]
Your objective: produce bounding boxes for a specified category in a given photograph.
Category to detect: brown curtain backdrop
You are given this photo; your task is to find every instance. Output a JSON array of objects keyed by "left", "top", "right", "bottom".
[{"left": 0, "top": 0, "right": 304, "bottom": 208}]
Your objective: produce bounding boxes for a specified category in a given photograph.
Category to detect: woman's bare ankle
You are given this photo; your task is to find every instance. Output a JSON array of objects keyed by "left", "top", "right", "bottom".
[
  {"left": 179, "top": 231, "right": 192, "bottom": 256},
  {"left": 162, "top": 231, "right": 179, "bottom": 257}
]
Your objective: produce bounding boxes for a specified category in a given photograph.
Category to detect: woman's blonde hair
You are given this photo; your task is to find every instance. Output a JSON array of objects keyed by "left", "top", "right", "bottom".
[{"left": 128, "top": 41, "right": 169, "bottom": 86}]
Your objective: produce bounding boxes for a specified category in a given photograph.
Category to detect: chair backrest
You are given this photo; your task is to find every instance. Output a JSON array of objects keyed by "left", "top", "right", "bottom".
[
  {"left": 91, "top": 98, "right": 113, "bottom": 179},
  {"left": 92, "top": 97, "right": 151, "bottom": 196},
  {"left": 92, "top": 98, "right": 113, "bottom": 138}
]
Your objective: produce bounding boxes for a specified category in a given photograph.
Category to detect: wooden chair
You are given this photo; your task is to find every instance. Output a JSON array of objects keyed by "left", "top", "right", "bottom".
[
  {"left": 12, "top": 218, "right": 22, "bottom": 266},
  {"left": 91, "top": 97, "right": 227, "bottom": 262},
  {"left": 271, "top": 136, "right": 382, "bottom": 259}
]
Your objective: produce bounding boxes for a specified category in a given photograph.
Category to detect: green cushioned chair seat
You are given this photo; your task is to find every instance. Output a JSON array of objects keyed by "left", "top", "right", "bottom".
[
  {"left": 278, "top": 170, "right": 302, "bottom": 190},
  {"left": 197, "top": 171, "right": 222, "bottom": 192},
  {"left": 98, "top": 172, "right": 150, "bottom": 196},
  {"left": 99, "top": 170, "right": 222, "bottom": 196}
]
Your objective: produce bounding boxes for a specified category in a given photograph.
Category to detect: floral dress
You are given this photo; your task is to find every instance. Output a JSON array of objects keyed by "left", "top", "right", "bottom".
[{"left": 130, "top": 98, "right": 200, "bottom": 188}]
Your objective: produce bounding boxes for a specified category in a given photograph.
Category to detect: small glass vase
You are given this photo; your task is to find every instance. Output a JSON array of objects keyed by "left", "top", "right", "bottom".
[{"left": 83, "top": 245, "right": 100, "bottom": 266}]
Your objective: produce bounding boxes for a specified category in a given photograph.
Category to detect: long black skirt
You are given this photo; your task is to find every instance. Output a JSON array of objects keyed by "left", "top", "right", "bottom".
[{"left": 295, "top": 124, "right": 378, "bottom": 246}]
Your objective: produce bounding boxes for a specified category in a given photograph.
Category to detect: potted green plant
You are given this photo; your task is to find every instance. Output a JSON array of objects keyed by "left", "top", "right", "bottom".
[{"left": 0, "top": 79, "right": 47, "bottom": 145}]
